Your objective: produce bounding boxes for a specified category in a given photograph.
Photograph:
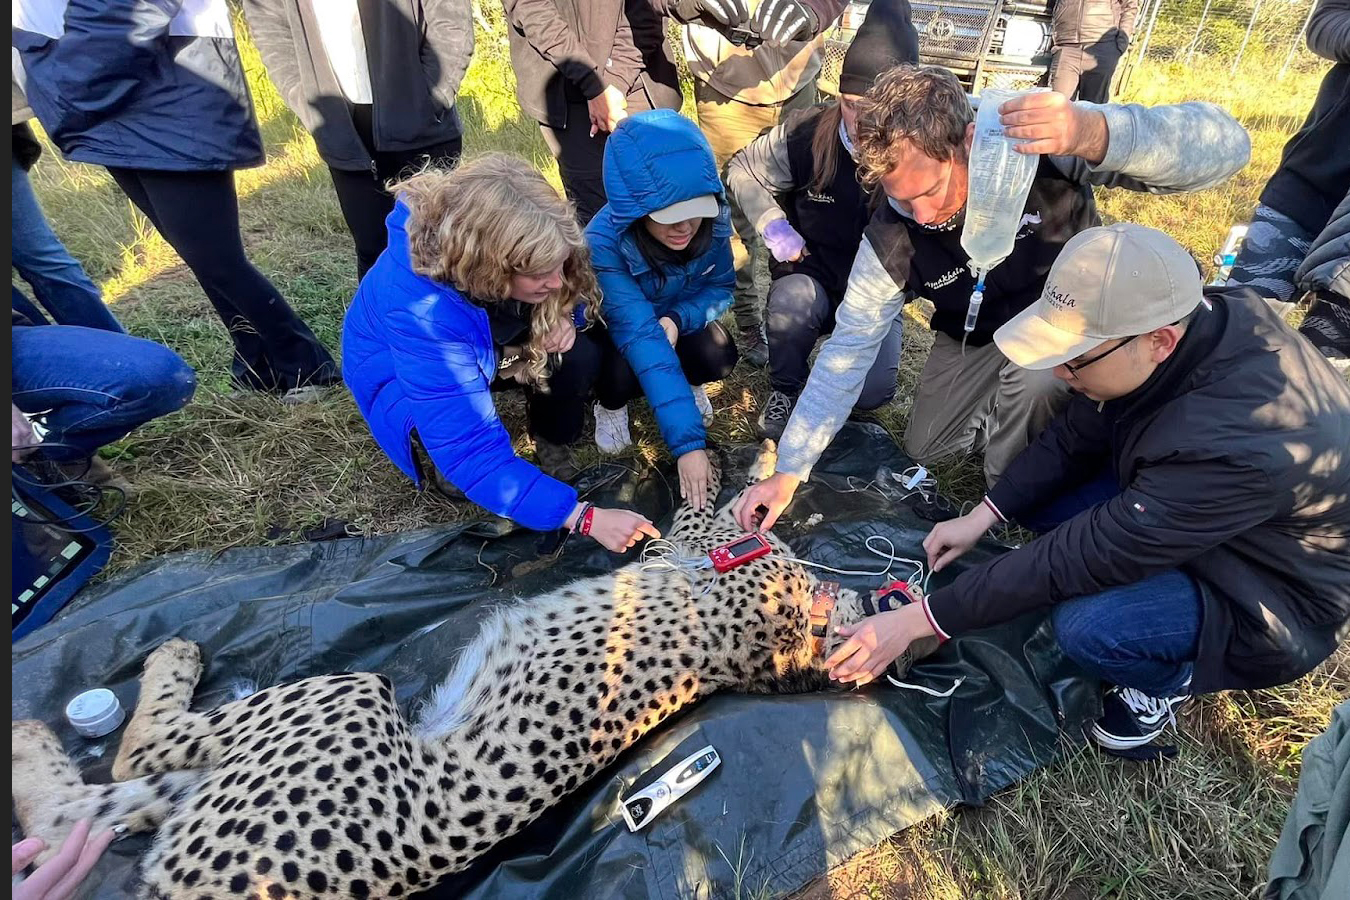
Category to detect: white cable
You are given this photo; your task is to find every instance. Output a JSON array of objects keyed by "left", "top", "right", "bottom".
[
  {"left": 776, "top": 534, "right": 927, "bottom": 583},
  {"left": 885, "top": 674, "right": 965, "bottom": 697}
]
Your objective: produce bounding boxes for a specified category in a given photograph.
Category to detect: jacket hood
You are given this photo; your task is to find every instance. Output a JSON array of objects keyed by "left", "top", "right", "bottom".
[{"left": 601, "top": 110, "right": 725, "bottom": 233}]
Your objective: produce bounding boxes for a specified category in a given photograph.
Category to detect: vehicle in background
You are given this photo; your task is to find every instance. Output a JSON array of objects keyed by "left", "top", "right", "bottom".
[{"left": 821, "top": 0, "right": 1054, "bottom": 94}]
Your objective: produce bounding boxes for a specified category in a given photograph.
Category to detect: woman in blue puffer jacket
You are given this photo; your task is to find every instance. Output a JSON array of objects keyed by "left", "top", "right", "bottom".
[
  {"left": 343, "top": 154, "right": 659, "bottom": 552},
  {"left": 585, "top": 110, "right": 739, "bottom": 510}
]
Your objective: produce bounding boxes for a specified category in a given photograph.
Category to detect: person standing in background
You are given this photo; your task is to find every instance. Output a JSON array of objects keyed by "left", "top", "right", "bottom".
[
  {"left": 503, "top": 0, "right": 682, "bottom": 226},
  {"left": 651, "top": 0, "right": 847, "bottom": 367},
  {"left": 13, "top": 0, "right": 338, "bottom": 403},
  {"left": 243, "top": 0, "right": 474, "bottom": 279},
  {"left": 1049, "top": 0, "right": 1138, "bottom": 103},
  {"left": 11, "top": 78, "right": 123, "bottom": 334}
]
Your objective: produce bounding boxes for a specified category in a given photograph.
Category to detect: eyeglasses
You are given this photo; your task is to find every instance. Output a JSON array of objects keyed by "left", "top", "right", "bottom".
[{"left": 1061, "top": 335, "right": 1137, "bottom": 377}]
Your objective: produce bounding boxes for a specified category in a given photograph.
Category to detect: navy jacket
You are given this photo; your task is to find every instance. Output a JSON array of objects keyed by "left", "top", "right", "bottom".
[
  {"left": 585, "top": 110, "right": 734, "bottom": 459},
  {"left": 13, "top": 0, "right": 264, "bottom": 171},
  {"left": 343, "top": 202, "right": 579, "bottom": 531}
]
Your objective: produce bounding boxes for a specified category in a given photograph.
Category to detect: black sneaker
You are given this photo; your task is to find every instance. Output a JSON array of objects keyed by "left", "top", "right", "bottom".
[
  {"left": 739, "top": 326, "right": 769, "bottom": 368},
  {"left": 756, "top": 390, "right": 796, "bottom": 440},
  {"left": 1090, "top": 685, "right": 1189, "bottom": 752}
]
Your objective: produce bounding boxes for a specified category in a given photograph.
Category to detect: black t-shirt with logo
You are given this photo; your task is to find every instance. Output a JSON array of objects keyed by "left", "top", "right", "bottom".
[
  {"left": 774, "top": 105, "right": 873, "bottom": 299},
  {"left": 863, "top": 156, "right": 1099, "bottom": 346}
]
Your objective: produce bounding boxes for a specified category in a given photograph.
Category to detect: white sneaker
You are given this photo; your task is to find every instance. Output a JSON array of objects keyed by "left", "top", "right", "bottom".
[
  {"left": 593, "top": 402, "right": 632, "bottom": 454},
  {"left": 691, "top": 385, "right": 715, "bottom": 427}
]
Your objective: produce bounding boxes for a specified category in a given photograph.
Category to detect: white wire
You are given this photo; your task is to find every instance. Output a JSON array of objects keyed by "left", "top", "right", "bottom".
[
  {"left": 775, "top": 534, "right": 927, "bottom": 584},
  {"left": 886, "top": 674, "right": 965, "bottom": 697}
]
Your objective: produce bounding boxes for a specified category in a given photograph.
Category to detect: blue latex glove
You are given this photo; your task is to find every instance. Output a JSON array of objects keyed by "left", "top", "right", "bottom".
[{"left": 763, "top": 218, "right": 807, "bottom": 262}]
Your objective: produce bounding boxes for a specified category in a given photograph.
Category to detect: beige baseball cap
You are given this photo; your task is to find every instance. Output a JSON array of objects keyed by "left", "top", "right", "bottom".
[
  {"left": 994, "top": 223, "right": 1203, "bottom": 370},
  {"left": 649, "top": 194, "right": 718, "bottom": 225}
]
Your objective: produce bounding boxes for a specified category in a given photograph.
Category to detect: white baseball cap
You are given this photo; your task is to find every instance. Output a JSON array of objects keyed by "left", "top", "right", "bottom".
[
  {"left": 995, "top": 223, "right": 1203, "bottom": 370},
  {"left": 649, "top": 194, "right": 719, "bottom": 225}
]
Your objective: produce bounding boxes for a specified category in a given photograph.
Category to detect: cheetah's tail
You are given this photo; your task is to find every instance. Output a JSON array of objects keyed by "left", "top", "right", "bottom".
[{"left": 12, "top": 719, "right": 204, "bottom": 865}]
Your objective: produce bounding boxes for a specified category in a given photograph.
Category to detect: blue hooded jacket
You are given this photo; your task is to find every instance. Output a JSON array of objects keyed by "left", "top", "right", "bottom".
[
  {"left": 585, "top": 110, "right": 735, "bottom": 460},
  {"left": 342, "top": 202, "right": 578, "bottom": 531}
]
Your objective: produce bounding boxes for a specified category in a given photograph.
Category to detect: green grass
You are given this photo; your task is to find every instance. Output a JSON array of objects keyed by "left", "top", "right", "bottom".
[{"left": 17, "top": 10, "right": 1347, "bottom": 898}]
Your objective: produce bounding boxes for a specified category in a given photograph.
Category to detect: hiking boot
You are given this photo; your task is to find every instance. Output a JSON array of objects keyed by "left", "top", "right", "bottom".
[
  {"left": 756, "top": 389, "right": 796, "bottom": 441},
  {"left": 739, "top": 326, "right": 769, "bottom": 368},
  {"left": 535, "top": 438, "right": 581, "bottom": 483},
  {"left": 56, "top": 456, "right": 134, "bottom": 497},
  {"left": 1090, "top": 685, "right": 1190, "bottom": 752},
  {"left": 593, "top": 402, "right": 632, "bottom": 454},
  {"left": 691, "top": 384, "right": 715, "bottom": 427}
]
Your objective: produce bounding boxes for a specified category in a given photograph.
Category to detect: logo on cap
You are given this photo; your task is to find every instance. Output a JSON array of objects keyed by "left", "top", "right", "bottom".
[{"left": 1045, "top": 285, "right": 1077, "bottom": 310}]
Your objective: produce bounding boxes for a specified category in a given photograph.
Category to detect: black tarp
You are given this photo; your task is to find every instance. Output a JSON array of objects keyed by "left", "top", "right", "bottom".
[{"left": 11, "top": 424, "right": 1098, "bottom": 898}]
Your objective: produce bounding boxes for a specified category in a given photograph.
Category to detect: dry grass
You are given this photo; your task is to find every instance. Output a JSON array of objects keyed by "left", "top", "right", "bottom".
[{"left": 17, "top": 10, "right": 1346, "bottom": 898}]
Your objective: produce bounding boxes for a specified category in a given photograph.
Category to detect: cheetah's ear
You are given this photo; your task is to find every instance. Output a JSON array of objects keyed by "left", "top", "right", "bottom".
[{"left": 747, "top": 440, "right": 778, "bottom": 486}]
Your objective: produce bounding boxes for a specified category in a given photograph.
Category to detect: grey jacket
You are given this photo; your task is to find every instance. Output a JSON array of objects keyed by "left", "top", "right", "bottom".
[
  {"left": 1051, "top": 0, "right": 1139, "bottom": 45},
  {"left": 242, "top": 0, "right": 472, "bottom": 171},
  {"left": 775, "top": 100, "right": 1251, "bottom": 480},
  {"left": 1297, "top": 191, "right": 1350, "bottom": 299}
]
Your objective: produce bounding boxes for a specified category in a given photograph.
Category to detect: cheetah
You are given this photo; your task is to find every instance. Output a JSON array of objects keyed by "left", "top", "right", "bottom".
[{"left": 11, "top": 447, "right": 908, "bottom": 899}]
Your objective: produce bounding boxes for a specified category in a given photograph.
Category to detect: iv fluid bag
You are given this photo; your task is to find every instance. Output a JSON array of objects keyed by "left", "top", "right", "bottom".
[{"left": 961, "top": 89, "right": 1042, "bottom": 273}]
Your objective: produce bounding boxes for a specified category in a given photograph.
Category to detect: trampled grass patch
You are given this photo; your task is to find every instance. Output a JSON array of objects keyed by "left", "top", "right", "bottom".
[{"left": 16, "top": 11, "right": 1346, "bottom": 897}]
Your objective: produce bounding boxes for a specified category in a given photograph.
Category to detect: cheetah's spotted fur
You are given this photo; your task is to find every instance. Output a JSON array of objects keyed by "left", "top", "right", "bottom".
[{"left": 12, "top": 449, "right": 877, "bottom": 899}]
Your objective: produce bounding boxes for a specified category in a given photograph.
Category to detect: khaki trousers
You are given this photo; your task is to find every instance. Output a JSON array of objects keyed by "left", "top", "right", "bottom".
[
  {"left": 903, "top": 332, "right": 1071, "bottom": 486},
  {"left": 694, "top": 80, "right": 818, "bottom": 331}
]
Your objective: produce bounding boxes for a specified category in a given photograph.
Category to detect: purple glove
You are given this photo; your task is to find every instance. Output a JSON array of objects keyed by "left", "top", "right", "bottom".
[{"left": 763, "top": 218, "right": 807, "bottom": 262}]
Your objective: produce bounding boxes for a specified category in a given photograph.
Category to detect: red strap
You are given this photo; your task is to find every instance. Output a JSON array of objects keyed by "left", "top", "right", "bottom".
[{"left": 579, "top": 505, "right": 596, "bottom": 536}]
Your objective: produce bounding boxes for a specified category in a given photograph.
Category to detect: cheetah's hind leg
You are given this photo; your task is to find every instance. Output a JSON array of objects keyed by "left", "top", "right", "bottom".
[{"left": 12, "top": 720, "right": 204, "bottom": 866}]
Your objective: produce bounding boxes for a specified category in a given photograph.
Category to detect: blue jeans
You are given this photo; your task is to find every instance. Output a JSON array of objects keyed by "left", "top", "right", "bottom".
[
  {"left": 1028, "top": 470, "right": 1201, "bottom": 697},
  {"left": 11, "top": 159, "right": 124, "bottom": 333},
  {"left": 12, "top": 323, "right": 196, "bottom": 460}
]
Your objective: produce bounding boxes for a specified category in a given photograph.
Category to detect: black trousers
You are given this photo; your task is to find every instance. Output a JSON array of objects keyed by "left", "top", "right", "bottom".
[
  {"left": 539, "top": 84, "right": 655, "bottom": 226},
  {"left": 491, "top": 327, "right": 604, "bottom": 445},
  {"left": 329, "top": 104, "right": 463, "bottom": 278},
  {"left": 594, "top": 321, "right": 739, "bottom": 410},
  {"left": 106, "top": 167, "right": 338, "bottom": 392},
  {"left": 1050, "top": 33, "right": 1127, "bottom": 104}
]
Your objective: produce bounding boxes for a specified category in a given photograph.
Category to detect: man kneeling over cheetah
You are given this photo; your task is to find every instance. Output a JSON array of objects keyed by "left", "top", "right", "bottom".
[{"left": 13, "top": 449, "right": 919, "bottom": 899}]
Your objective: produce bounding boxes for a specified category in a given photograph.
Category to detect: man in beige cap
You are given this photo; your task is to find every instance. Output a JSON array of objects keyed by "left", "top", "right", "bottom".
[{"left": 821, "top": 224, "right": 1350, "bottom": 756}]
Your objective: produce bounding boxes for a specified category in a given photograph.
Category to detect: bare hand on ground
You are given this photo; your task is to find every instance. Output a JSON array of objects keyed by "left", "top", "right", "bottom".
[{"left": 922, "top": 503, "right": 999, "bottom": 572}]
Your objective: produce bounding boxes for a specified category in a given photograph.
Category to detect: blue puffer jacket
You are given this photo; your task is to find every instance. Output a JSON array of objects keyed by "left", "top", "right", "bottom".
[
  {"left": 585, "top": 110, "right": 734, "bottom": 459},
  {"left": 13, "top": 0, "right": 264, "bottom": 171},
  {"left": 342, "top": 202, "right": 578, "bottom": 531}
]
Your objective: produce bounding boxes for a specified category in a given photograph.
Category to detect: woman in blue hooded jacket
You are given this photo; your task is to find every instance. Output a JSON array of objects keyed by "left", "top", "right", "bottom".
[
  {"left": 343, "top": 154, "right": 659, "bottom": 553},
  {"left": 585, "top": 110, "right": 739, "bottom": 510}
]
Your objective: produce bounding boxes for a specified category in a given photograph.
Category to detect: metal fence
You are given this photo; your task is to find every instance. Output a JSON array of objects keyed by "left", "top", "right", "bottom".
[{"left": 1124, "top": 0, "right": 1324, "bottom": 83}]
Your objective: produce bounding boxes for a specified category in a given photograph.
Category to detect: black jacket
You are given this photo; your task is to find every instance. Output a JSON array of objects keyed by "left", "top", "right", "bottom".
[
  {"left": 503, "top": 0, "right": 681, "bottom": 128},
  {"left": 243, "top": 0, "right": 472, "bottom": 171},
  {"left": 928, "top": 288, "right": 1350, "bottom": 695},
  {"left": 1259, "top": 0, "right": 1350, "bottom": 235}
]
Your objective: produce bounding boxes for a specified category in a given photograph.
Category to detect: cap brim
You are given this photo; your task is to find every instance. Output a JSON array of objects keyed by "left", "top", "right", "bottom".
[
  {"left": 649, "top": 194, "right": 718, "bottom": 224},
  {"left": 993, "top": 304, "right": 1101, "bottom": 371}
]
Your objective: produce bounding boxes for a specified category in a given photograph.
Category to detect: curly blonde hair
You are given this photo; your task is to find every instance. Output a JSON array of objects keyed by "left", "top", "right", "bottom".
[
  {"left": 396, "top": 153, "right": 601, "bottom": 388},
  {"left": 855, "top": 63, "right": 973, "bottom": 189}
]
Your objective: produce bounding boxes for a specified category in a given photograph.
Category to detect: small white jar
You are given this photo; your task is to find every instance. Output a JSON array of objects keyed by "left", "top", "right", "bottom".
[{"left": 65, "top": 689, "right": 126, "bottom": 738}]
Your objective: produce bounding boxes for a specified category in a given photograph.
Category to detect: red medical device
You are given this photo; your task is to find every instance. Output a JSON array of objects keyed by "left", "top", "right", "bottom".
[{"left": 707, "top": 533, "right": 772, "bottom": 573}]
